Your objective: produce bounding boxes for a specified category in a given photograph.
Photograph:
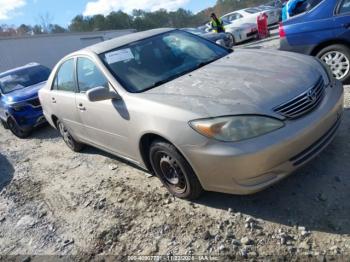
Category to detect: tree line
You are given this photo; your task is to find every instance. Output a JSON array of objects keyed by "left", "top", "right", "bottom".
[{"left": 0, "top": 0, "right": 270, "bottom": 37}]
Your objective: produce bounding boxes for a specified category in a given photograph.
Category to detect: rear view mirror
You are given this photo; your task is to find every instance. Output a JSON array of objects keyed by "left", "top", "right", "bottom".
[{"left": 86, "top": 86, "right": 120, "bottom": 102}]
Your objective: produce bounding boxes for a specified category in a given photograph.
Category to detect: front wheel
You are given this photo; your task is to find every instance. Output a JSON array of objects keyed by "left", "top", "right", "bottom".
[
  {"left": 227, "top": 33, "right": 235, "bottom": 48},
  {"left": 1, "top": 119, "right": 9, "bottom": 129},
  {"left": 149, "top": 140, "right": 203, "bottom": 200},
  {"left": 57, "top": 120, "right": 84, "bottom": 152},
  {"left": 7, "top": 118, "right": 30, "bottom": 138},
  {"left": 317, "top": 44, "right": 350, "bottom": 83}
]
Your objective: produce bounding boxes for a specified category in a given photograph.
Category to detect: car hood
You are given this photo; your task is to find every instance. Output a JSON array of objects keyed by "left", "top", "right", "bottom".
[
  {"left": 142, "top": 49, "right": 325, "bottom": 118},
  {"left": 2, "top": 81, "right": 46, "bottom": 104}
]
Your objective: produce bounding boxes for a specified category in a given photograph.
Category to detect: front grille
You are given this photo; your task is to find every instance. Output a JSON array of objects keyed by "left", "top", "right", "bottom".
[
  {"left": 289, "top": 116, "right": 342, "bottom": 166},
  {"left": 27, "top": 98, "right": 41, "bottom": 108},
  {"left": 273, "top": 78, "right": 325, "bottom": 119}
]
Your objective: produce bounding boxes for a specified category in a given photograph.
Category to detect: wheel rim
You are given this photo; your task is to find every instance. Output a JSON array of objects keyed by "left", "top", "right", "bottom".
[
  {"left": 154, "top": 152, "right": 187, "bottom": 194},
  {"left": 321, "top": 51, "right": 350, "bottom": 80},
  {"left": 58, "top": 122, "right": 75, "bottom": 149},
  {"left": 228, "top": 34, "right": 235, "bottom": 46}
]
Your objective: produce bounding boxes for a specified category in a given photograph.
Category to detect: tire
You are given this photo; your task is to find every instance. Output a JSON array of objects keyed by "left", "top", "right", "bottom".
[
  {"left": 228, "top": 33, "right": 236, "bottom": 47},
  {"left": 316, "top": 44, "right": 350, "bottom": 83},
  {"left": 227, "top": 33, "right": 235, "bottom": 48},
  {"left": 7, "top": 118, "right": 30, "bottom": 138},
  {"left": 1, "top": 119, "right": 9, "bottom": 129},
  {"left": 57, "top": 119, "right": 84, "bottom": 152},
  {"left": 149, "top": 140, "right": 203, "bottom": 200}
]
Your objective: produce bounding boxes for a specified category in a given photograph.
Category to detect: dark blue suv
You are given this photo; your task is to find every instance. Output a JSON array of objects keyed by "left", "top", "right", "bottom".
[
  {"left": 280, "top": 0, "right": 350, "bottom": 82},
  {"left": 0, "top": 63, "right": 51, "bottom": 138}
]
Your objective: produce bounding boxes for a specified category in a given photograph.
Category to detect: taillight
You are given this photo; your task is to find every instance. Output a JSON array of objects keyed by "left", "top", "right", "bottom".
[{"left": 279, "top": 23, "right": 286, "bottom": 38}]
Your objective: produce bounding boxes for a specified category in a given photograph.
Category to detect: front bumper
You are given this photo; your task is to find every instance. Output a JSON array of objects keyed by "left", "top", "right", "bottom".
[
  {"left": 10, "top": 107, "right": 45, "bottom": 131},
  {"left": 181, "top": 81, "right": 344, "bottom": 195}
]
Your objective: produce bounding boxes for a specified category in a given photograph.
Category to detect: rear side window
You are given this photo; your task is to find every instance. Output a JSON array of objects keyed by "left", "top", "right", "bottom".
[
  {"left": 339, "top": 0, "right": 350, "bottom": 14},
  {"left": 52, "top": 59, "right": 75, "bottom": 92},
  {"left": 245, "top": 8, "right": 260, "bottom": 14},
  {"left": 77, "top": 57, "right": 108, "bottom": 93},
  {"left": 228, "top": 13, "right": 243, "bottom": 21}
]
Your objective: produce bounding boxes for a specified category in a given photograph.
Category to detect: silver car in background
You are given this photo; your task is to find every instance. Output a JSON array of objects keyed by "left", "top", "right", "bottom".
[{"left": 39, "top": 28, "right": 344, "bottom": 200}]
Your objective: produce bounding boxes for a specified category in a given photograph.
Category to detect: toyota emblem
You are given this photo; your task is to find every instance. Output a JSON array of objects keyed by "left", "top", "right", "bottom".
[{"left": 307, "top": 89, "right": 317, "bottom": 103}]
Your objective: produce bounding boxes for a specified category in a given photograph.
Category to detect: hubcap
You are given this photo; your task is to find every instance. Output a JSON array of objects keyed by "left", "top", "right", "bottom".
[
  {"left": 58, "top": 122, "right": 74, "bottom": 148},
  {"left": 156, "top": 153, "right": 187, "bottom": 194},
  {"left": 160, "top": 157, "right": 180, "bottom": 185},
  {"left": 321, "top": 51, "right": 350, "bottom": 80}
]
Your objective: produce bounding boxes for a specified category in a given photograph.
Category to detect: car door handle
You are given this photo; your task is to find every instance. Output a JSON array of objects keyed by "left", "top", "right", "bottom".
[
  {"left": 77, "top": 103, "right": 86, "bottom": 111},
  {"left": 51, "top": 97, "right": 56, "bottom": 104}
]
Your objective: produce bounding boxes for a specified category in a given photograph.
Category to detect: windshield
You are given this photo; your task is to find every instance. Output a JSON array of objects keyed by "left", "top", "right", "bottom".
[
  {"left": 100, "top": 30, "right": 231, "bottom": 93},
  {"left": 0, "top": 65, "right": 51, "bottom": 94}
]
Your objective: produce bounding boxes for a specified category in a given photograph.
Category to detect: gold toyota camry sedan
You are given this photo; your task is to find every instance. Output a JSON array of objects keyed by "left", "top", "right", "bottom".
[{"left": 39, "top": 28, "right": 344, "bottom": 199}]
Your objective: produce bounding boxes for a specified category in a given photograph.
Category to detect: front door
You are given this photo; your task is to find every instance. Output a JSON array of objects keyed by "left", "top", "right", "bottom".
[
  {"left": 50, "top": 58, "right": 85, "bottom": 139},
  {"left": 74, "top": 57, "right": 131, "bottom": 157}
]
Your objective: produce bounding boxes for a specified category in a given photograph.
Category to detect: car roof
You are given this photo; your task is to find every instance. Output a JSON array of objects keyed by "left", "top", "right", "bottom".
[
  {"left": 84, "top": 28, "right": 175, "bottom": 55},
  {"left": 0, "top": 62, "right": 41, "bottom": 77}
]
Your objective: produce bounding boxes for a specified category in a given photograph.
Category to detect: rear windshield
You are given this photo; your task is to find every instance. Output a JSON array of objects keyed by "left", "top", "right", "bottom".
[
  {"left": 0, "top": 65, "right": 51, "bottom": 94},
  {"left": 293, "top": 0, "right": 323, "bottom": 15}
]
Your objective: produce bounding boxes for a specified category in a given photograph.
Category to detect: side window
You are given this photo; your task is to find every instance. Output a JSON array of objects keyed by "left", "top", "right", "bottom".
[
  {"left": 229, "top": 13, "right": 242, "bottom": 21},
  {"left": 53, "top": 59, "right": 76, "bottom": 92},
  {"left": 77, "top": 57, "right": 108, "bottom": 93},
  {"left": 339, "top": 0, "right": 350, "bottom": 14}
]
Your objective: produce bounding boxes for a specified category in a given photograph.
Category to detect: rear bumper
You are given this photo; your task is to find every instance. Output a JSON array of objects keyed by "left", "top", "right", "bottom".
[
  {"left": 180, "top": 81, "right": 344, "bottom": 195},
  {"left": 279, "top": 37, "right": 314, "bottom": 55}
]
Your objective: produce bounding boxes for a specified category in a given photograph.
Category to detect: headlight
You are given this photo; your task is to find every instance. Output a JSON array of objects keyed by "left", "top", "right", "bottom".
[
  {"left": 216, "top": 39, "right": 225, "bottom": 46},
  {"left": 9, "top": 104, "right": 26, "bottom": 112},
  {"left": 189, "top": 116, "right": 284, "bottom": 142}
]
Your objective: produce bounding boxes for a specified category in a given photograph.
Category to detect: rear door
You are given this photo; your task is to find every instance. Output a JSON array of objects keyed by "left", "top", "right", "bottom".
[
  {"left": 49, "top": 58, "right": 85, "bottom": 138},
  {"left": 74, "top": 56, "right": 131, "bottom": 157},
  {"left": 333, "top": 0, "right": 350, "bottom": 40}
]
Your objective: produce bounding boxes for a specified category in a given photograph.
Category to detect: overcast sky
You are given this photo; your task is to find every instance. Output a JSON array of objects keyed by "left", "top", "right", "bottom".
[{"left": 0, "top": 0, "right": 216, "bottom": 26}]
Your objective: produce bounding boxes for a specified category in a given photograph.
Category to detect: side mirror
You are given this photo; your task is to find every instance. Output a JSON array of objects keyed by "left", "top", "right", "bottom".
[{"left": 86, "top": 86, "right": 121, "bottom": 102}]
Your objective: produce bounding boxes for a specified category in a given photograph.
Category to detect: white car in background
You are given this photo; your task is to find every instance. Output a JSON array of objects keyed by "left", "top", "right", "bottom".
[
  {"left": 256, "top": 5, "right": 282, "bottom": 25},
  {"left": 205, "top": 20, "right": 257, "bottom": 45},
  {"left": 221, "top": 7, "right": 279, "bottom": 27},
  {"left": 224, "top": 22, "right": 258, "bottom": 45}
]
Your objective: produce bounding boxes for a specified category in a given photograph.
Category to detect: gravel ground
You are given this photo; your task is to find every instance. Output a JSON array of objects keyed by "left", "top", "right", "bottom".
[{"left": 1, "top": 37, "right": 350, "bottom": 261}]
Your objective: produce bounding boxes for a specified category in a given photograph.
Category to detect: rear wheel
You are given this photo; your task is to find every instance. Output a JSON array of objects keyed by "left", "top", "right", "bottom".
[
  {"left": 7, "top": 118, "right": 30, "bottom": 138},
  {"left": 57, "top": 120, "right": 84, "bottom": 152},
  {"left": 317, "top": 44, "right": 350, "bottom": 83},
  {"left": 149, "top": 140, "right": 203, "bottom": 200}
]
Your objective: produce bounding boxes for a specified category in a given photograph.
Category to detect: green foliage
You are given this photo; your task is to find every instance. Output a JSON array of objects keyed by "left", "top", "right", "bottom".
[
  {"left": 68, "top": 0, "right": 269, "bottom": 32},
  {"left": 0, "top": 0, "right": 270, "bottom": 37}
]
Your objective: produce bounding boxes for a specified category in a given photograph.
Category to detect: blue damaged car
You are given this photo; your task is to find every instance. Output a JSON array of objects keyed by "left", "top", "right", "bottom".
[{"left": 0, "top": 63, "right": 51, "bottom": 138}]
